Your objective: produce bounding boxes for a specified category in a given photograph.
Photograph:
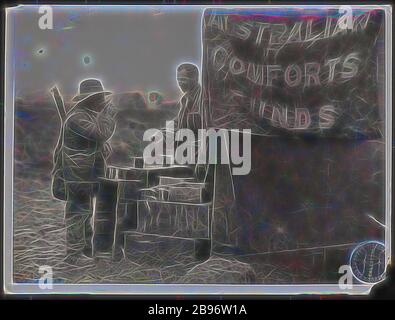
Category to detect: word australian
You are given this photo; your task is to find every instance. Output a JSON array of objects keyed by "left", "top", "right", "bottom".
[{"left": 207, "top": 11, "right": 371, "bottom": 47}]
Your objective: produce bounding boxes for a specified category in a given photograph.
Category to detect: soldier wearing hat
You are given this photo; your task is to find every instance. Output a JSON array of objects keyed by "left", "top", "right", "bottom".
[{"left": 53, "top": 78, "right": 117, "bottom": 262}]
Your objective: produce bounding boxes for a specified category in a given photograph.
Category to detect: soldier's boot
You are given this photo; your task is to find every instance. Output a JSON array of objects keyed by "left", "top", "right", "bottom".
[
  {"left": 83, "top": 215, "right": 94, "bottom": 258},
  {"left": 65, "top": 214, "right": 94, "bottom": 265},
  {"left": 93, "top": 218, "right": 115, "bottom": 259}
]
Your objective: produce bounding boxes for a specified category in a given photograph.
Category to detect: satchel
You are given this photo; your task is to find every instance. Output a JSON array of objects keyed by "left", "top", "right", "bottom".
[{"left": 51, "top": 167, "right": 66, "bottom": 200}]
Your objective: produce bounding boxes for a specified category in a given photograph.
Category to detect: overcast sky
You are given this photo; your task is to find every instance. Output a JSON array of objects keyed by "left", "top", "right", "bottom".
[{"left": 9, "top": 5, "right": 203, "bottom": 100}]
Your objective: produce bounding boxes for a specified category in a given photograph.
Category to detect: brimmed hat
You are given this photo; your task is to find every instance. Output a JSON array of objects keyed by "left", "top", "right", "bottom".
[{"left": 72, "top": 78, "right": 112, "bottom": 103}]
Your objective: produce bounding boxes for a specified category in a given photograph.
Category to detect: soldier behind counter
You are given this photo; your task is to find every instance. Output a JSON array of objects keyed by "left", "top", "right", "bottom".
[{"left": 175, "top": 63, "right": 207, "bottom": 131}]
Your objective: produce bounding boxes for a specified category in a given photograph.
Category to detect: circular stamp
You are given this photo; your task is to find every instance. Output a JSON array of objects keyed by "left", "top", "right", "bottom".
[{"left": 350, "top": 241, "right": 386, "bottom": 284}]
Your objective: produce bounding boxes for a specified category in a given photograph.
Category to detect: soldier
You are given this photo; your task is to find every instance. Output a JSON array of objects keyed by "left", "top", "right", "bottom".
[
  {"left": 174, "top": 63, "right": 211, "bottom": 181},
  {"left": 175, "top": 63, "right": 207, "bottom": 131},
  {"left": 52, "top": 78, "right": 116, "bottom": 263}
]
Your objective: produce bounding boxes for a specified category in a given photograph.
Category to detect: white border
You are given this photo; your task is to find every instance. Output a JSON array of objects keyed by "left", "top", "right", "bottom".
[{"left": 3, "top": 4, "right": 392, "bottom": 295}]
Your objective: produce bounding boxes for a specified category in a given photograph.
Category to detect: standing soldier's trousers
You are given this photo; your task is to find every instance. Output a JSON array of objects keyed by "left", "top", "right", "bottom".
[
  {"left": 94, "top": 179, "right": 119, "bottom": 256},
  {"left": 65, "top": 181, "right": 121, "bottom": 258},
  {"left": 64, "top": 182, "right": 97, "bottom": 257}
]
